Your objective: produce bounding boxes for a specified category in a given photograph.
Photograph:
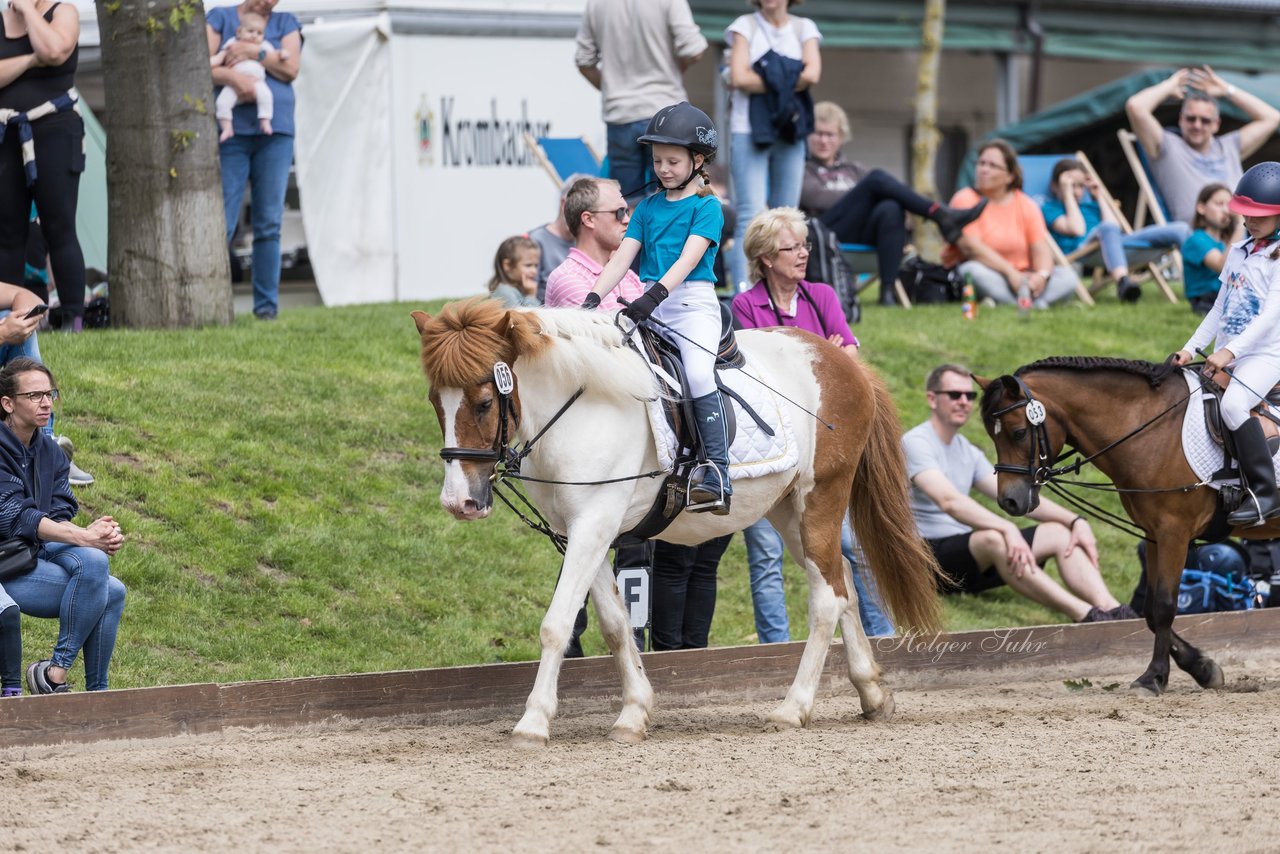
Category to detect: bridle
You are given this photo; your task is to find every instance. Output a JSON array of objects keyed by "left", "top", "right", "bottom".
[
  {"left": 438, "top": 362, "right": 522, "bottom": 467},
  {"left": 990, "top": 374, "right": 1061, "bottom": 485}
]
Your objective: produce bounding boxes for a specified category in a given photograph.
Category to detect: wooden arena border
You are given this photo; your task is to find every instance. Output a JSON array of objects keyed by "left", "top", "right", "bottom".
[{"left": 3, "top": 608, "right": 1280, "bottom": 749}]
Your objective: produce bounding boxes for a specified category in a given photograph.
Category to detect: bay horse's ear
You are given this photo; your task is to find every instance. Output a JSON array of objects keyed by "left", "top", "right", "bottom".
[
  {"left": 972, "top": 374, "right": 991, "bottom": 390},
  {"left": 503, "top": 310, "right": 552, "bottom": 361},
  {"left": 411, "top": 310, "right": 432, "bottom": 336}
]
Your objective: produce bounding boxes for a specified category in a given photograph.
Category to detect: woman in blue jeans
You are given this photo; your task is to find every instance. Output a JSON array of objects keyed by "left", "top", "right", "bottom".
[
  {"left": 731, "top": 207, "right": 893, "bottom": 641},
  {"left": 0, "top": 358, "right": 124, "bottom": 694},
  {"left": 207, "top": 0, "right": 303, "bottom": 320}
]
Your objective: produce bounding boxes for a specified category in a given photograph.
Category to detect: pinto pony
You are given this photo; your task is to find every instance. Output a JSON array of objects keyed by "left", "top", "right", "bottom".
[
  {"left": 979, "top": 356, "right": 1280, "bottom": 696},
  {"left": 412, "top": 299, "right": 941, "bottom": 746}
]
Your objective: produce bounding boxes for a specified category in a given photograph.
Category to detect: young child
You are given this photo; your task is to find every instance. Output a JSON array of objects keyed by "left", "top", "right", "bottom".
[
  {"left": 211, "top": 12, "right": 280, "bottom": 142},
  {"left": 1182, "top": 183, "right": 1236, "bottom": 316},
  {"left": 1173, "top": 163, "right": 1280, "bottom": 526},
  {"left": 583, "top": 101, "right": 731, "bottom": 514},
  {"left": 486, "top": 236, "right": 542, "bottom": 308},
  {"left": 1040, "top": 157, "right": 1189, "bottom": 303}
]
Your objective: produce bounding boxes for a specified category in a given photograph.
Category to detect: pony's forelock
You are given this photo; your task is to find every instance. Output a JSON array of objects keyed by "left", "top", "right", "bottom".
[{"left": 417, "top": 298, "right": 522, "bottom": 387}]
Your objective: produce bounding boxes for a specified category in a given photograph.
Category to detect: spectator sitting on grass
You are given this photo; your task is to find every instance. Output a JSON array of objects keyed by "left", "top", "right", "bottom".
[{"left": 905, "top": 363, "right": 1137, "bottom": 623}]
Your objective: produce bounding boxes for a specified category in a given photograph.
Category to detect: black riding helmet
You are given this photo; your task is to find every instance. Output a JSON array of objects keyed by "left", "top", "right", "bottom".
[
  {"left": 1229, "top": 161, "right": 1280, "bottom": 216},
  {"left": 637, "top": 101, "right": 719, "bottom": 160}
]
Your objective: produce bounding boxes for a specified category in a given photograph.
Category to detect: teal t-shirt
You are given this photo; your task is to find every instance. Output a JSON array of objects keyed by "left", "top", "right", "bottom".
[
  {"left": 1182, "top": 229, "right": 1226, "bottom": 299},
  {"left": 626, "top": 193, "right": 723, "bottom": 284},
  {"left": 1041, "top": 196, "right": 1100, "bottom": 254}
]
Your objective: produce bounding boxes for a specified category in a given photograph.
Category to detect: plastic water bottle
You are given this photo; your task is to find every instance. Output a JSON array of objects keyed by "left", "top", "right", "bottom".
[
  {"left": 961, "top": 277, "right": 977, "bottom": 321},
  {"left": 1017, "top": 275, "right": 1033, "bottom": 320}
]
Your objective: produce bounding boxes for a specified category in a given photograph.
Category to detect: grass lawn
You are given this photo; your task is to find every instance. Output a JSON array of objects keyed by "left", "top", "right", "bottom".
[{"left": 26, "top": 287, "right": 1198, "bottom": 688}]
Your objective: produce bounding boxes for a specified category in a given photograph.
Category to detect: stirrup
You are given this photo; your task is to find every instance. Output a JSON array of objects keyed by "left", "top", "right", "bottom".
[
  {"left": 1227, "top": 489, "right": 1280, "bottom": 527},
  {"left": 686, "top": 462, "right": 730, "bottom": 516}
]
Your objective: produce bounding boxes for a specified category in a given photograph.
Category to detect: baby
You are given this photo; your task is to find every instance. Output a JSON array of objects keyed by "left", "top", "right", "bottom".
[{"left": 211, "top": 12, "right": 284, "bottom": 141}]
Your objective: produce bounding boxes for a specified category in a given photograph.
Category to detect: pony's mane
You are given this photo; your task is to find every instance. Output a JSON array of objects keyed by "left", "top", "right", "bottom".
[
  {"left": 522, "top": 308, "right": 659, "bottom": 404},
  {"left": 417, "top": 299, "right": 656, "bottom": 403},
  {"left": 1016, "top": 355, "right": 1176, "bottom": 388}
]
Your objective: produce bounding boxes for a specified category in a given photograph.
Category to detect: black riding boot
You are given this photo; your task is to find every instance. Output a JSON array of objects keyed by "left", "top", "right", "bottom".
[
  {"left": 1227, "top": 418, "right": 1280, "bottom": 526},
  {"left": 688, "top": 391, "right": 731, "bottom": 516},
  {"left": 930, "top": 197, "right": 988, "bottom": 243}
]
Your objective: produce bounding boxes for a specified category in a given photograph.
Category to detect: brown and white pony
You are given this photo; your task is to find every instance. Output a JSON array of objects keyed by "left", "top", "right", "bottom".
[{"left": 412, "top": 299, "right": 941, "bottom": 746}]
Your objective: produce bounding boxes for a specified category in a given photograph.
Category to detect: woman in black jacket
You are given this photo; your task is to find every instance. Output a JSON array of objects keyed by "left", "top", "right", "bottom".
[{"left": 0, "top": 357, "right": 124, "bottom": 694}]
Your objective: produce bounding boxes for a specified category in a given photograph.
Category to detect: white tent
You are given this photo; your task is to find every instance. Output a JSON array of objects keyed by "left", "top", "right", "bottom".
[{"left": 290, "top": 0, "right": 602, "bottom": 305}]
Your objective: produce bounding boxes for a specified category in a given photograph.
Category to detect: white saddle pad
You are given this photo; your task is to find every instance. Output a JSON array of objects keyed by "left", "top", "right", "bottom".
[
  {"left": 1179, "top": 368, "right": 1280, "bottom": 488},
  {"left": 645, "top": 361, "right": 798, "bottom": 481}
]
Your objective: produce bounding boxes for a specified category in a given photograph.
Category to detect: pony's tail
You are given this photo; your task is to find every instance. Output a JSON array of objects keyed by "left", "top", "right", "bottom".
[{"left": 850, "top": 371, "right": 945, "bottom": 634}]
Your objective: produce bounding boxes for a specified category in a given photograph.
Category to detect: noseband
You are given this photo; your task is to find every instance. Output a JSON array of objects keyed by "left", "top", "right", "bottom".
[
  {"left": 990, "top": 375, "right": 1059, "bottom": 485},
  {"left": 439, "top": 362, "right": 518, "bottom": 468}
]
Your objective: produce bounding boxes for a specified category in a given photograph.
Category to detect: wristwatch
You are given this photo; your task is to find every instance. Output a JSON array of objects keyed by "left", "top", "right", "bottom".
[{"left": 258, "top": 46, "right": 268, "bottom": 62}]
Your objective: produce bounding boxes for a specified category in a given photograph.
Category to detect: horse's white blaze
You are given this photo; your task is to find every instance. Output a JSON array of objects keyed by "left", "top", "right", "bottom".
[{"left": 437, "top": 387, "right": 490, "bottom": 519}]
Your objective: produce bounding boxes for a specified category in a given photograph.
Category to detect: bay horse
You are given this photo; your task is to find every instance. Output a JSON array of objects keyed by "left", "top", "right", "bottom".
[
  {"left": 412, "top": 298, "right": 941, "bottom": 746},
  {"left": 979, "top": 355, "right": 1280, "bottom": 696}
]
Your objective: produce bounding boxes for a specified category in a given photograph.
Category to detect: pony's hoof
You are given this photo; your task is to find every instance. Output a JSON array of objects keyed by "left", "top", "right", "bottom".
[
  {"left": 1128, "top": 679, "right": 1163, "bottom": 698},
  {"left": 861, "top": 688, "right": 895, "bottom": 722},
  {"left": 765, "top": 708, "right": 806, "bottom": 731},
  {"left": 1193, "top": 659, "right": 1225, "bottom": 690},
  {"left": 608, "top": 726, "right": 646, "bottom": 745},
  {"left": 508, "top": 730, "right": 549, "bottom": 749}
]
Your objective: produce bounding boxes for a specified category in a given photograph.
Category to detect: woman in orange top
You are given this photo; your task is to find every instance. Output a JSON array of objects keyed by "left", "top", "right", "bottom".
[{"left": 943, "top": 140, "right": 1078, "bottom": 309}]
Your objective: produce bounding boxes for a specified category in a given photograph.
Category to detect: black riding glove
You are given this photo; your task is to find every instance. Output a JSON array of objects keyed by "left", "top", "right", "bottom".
[
  {"left": 580, "top": 292, "right": 602, "bottom": 310},
  {"left": 622, "top": 283, "right": 669, "bottom": 323}
]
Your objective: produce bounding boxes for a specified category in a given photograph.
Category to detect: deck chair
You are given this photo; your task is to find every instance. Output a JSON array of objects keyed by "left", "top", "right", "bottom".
[
  {"left": 1117, "top": 129, "right": 1174, "bottom": 230},
  {"left": 523, "top": 134, "right": 603, "bottom": 188},
  {"left": 1021, "top": 152, "right": 1177, "bottom": 304},
  {"left": 838, "top": 243, "right": 913, "bottom": 308}
]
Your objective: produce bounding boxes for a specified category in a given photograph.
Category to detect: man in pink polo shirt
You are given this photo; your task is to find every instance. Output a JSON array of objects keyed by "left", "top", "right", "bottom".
[{"left": 545, "top": 177, "right": 646, "bottom": 309}]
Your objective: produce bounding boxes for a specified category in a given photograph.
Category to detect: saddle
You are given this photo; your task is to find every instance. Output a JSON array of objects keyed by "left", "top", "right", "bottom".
[
  {"left": 617, "top": 302, "right": 772, "bottom": 544},
  {"left": 1197, "top": 372, "right": 1280, "bottom": 471}
]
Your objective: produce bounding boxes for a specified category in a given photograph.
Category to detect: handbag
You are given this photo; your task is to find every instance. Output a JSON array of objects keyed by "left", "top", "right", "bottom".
[
  {"left": 0, "top": 537, "right": 37, "bottom": 583},
  {"left": 897, "top": 255, "right": 961, "bottom": 304}
]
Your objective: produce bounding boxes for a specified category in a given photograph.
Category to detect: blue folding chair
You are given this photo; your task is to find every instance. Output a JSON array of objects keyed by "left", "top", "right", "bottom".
[
  {"left": 837, "top": 242, "right": 913, "bottom": 308},
  {"left": 1117, "top": 129, "right": 1175, "bottom": 229},
  {"left": 523, "top": 134, "right": 604, "bottom": 188}
]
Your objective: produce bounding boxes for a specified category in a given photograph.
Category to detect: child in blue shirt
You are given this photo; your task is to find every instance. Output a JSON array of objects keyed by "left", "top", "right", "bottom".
[
  {"left": 1041, "top": 157, "right": 1189, "bottom": 303},
  {"left": 1181, "top": 183, "right": 1235, "bottom": 315},
  {"left": 584, "top": 102, "right": 731, "bottom": 514}
]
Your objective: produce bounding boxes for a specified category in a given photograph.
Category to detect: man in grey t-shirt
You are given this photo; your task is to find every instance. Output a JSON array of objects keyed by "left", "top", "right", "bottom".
[
  {"left": 1126, "top": 67, "right": 1279, "bottom": 224},
  {"left": 903, "top": 364, "right": 1134, "bottom": 622}
]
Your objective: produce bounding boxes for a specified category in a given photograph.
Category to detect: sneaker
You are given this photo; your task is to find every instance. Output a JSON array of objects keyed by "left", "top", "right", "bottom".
[
  {"left": 67, "top": 460, "right": 94, "bottom": 487},
  {"left": 1117, "top": 276, "right": 1142, "bottom": 303},
  {"left": 55, "top": 434, "right": 74, "bottom": 461},
  {"left": 1, "top": 687, "right": 20, "bottom": 698},
  {"left": 1080, "top": 606, "right": 1113, "bottom": 623},
  {"left": 25, "top": 660, "right": 69, "bottom": 695},
  {"left": 1108, "top": 604, "right": 1141, "bottom": 620}
]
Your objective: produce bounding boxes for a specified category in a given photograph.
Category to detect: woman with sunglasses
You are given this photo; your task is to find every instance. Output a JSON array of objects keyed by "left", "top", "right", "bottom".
[
  {"left": 0, "top": 357, "right": 124, "bottom": 694},
  {"left": 730, "top": 206, "right": 892, "bottom": 642}
]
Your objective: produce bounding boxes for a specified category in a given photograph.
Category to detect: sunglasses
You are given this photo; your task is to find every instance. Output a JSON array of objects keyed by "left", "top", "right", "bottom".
[
  {"left": 589, "top": 207, "right": 629, "bottom": 222},
  {"left": 1181, "top": 115, "right": 1216, "bottom": 126},
  {"left": 935, "top": 390, "right": 978, "bottom": 401}
]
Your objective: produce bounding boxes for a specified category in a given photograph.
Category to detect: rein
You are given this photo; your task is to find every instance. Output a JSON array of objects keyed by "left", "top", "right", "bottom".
[
  {"left": 440, "top": 360, "right": 670, "bottom": 553},
  {"left": 990, "top": 368, "right": 1209, "bottom": 540}
]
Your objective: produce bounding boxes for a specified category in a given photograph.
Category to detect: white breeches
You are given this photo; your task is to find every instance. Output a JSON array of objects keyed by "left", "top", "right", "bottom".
[
  {"left": 1222, "top": 353, "right": 1280, "bottom": 430},
  {"left": 651, "top": 281, "right": 720, "bottom": 399}
]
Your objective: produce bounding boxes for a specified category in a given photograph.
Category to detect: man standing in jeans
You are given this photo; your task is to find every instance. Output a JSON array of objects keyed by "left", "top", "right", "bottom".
[{"left": 575, "top": 0, "right": 707, "bottom": 206}]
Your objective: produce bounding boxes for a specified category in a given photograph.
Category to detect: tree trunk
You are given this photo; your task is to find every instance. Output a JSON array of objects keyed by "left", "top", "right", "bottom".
[
  {"left": 910, "top": 0, "right": 946, "bottom": 263},
  {"left": 95, "top": 0, "right": 232, "bottom": 328}
]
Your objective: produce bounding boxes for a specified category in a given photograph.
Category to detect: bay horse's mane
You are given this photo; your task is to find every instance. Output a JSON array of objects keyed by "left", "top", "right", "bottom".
[
  {"left": 417, "top": 298, "right": 656, "bottom": 404},
  {"left": 1015, "top": 355, "right": 1177, "bottom": 388},
  {"left": 981, "top": 355, "right": 1178, "bottom": 423}
]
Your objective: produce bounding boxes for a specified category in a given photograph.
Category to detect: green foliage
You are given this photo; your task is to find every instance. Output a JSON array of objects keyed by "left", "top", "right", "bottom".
[
  {"left": 27, "top": 293, "right": 1195, "bottom": 688},
  {"left": 169, "top": 129, "right": 195, "bottom": 152},
  {"left": 182, "top": 92, "right": 208, "bottom": 116}
]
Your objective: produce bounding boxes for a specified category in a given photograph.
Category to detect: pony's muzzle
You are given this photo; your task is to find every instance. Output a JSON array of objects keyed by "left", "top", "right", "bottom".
[{"left": 998, "top": 483, "right": 1039, "bottom": 517}]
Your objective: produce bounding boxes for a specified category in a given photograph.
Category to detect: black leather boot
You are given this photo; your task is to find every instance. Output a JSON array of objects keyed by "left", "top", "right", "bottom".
[
  {"left": 1227, "top": 418, "right": 1280, "bottom": 526},
  {"left": 932, "top": 197, "right": 988, "bottom": 243},
  {"left": 687, "top": 392, "right": 731, "bottom": 515}
]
